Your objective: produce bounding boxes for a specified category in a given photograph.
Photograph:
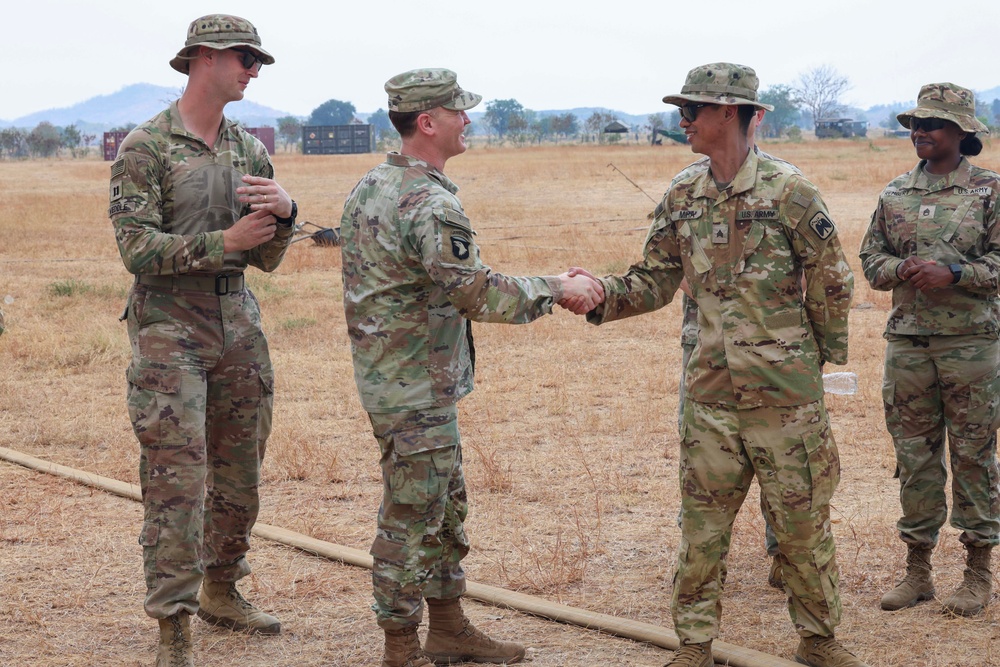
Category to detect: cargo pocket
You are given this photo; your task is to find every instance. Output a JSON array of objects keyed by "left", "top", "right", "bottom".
[
  {"left": 125, "top": 365, "right": 183, "bottom": 448},
  {"left": 138, "top": 521, "right": 160, "bottom": 589},
  {"left": 963, "top": 370, "right": 1000, "bottom": 440},
  {"left": 882, "top": 378, "right": 903, "bottom": 438},
  {"left": 257, "top": 369, "right": 275, "bottom": 454},
  {"left": 803, "top": 429, "right": 839, "bottom": 511}
]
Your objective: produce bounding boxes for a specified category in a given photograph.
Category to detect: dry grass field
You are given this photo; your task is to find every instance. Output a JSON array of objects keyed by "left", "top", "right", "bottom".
[{"left": 1, "top": 137, "right": 999, "bottom": 666}]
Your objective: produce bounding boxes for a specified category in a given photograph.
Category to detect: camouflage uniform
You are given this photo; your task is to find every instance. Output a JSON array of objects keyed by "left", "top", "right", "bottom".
[
  {"left": 590, "top": 145, "right": 853, "bottom": 642},
  {"left": 110, "top": 100, "right": 294, "bottom": 619},
  {"left": 860, "top": 155, "right": 1000, "bottom": 548},
  {"left": 673, "top": 147, "right": 801, "bottom": 559},
  {"left": 341, "top": 149, "right": 564, "bottom": 630}
]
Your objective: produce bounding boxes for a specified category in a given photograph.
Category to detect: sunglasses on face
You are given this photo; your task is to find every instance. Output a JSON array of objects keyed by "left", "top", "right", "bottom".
[
  {"left": 910, "top": 117, "right": 949, "bottom": 133},
  {"left": 679, "top": 103, "right": 714, "bottom": 123},
  {"left": 231, "top": 48, "right": 265, "bottom": 72}
]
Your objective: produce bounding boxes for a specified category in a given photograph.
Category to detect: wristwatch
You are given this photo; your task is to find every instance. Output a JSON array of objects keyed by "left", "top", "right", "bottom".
[
  {"left": 948, "top": 263, "right": 962, "bottom": 284},
  {"left": 275, "top": 200, "right": 297, "bottom": 227}
]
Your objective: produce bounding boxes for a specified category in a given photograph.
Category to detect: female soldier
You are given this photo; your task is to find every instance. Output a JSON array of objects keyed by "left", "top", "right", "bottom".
[{"left": 860, "top": 83, "right": 1000, "bottom": 617}]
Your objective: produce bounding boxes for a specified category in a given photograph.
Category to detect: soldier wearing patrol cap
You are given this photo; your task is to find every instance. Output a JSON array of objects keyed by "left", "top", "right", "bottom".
[
  {"left": 109, "top": 14, "right": 294, "bottom": 667},
  {"left": 567, "top": 63, "right": 864, "bottom": 667},
  {"left": 861, "top": 82, "right": 1000, "bottom": 620},
  {"left": 340, "top": 68, "right": 604, "bottom": 667}
]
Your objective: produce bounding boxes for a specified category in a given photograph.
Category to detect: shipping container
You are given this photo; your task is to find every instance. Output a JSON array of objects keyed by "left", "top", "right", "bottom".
[
  {"left": 246, "top": 126, "right": 276, "bottom": 155},
  {"left": 301, "top": 125, "right": 374, "bottom": 154},
  {"left": 103, "top": 131, "right": 131, "bottom": 161}
]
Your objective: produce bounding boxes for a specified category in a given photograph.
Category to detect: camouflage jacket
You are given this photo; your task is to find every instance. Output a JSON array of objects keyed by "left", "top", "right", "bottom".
[
  {"left": 859, "top": 158, "right": 1000, "bottom": 336},
  {"left": 340, "top": 152, "right": 564, "bottom": 413},
  {"left": 676, "top": 148, "right": 802, "bottom": 349},
  {"left": 109, "top": 101, "right": 293, "bottom": 277},
  {"left": 589, "top": 149, "right": 853, "bottom": 408}
]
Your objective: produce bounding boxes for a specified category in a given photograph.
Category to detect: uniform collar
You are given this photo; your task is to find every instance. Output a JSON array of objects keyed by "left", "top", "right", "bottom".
[
  {"left": 166, "top": 100, "right": 236, "bottom": 151},
  {"left": 690, "top": 147, "right": 758, "bottom": 201},
  {"left": 905, "top": 156, "right": 973, "bottom": 192},
  {"left": 386, "top": 151, "right": 459, "bottom": 194}
]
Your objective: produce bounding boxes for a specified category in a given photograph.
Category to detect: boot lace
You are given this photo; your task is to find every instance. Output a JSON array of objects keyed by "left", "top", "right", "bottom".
[
  {"left": 665, "top": 643, "right": 710, "bottom": 667},
  {"left": 805, "top": 636, "right": 859, "bottom": 664},
  {"left": 167, "top": 616, "right": 191, "bottom": 663},
  {"left": 224, "top": 583, "right": 255, "bottom": 611}
]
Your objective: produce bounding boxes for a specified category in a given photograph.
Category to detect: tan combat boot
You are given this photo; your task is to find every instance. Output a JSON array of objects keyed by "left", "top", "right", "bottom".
[
  {"left": 155, "top": 613, "right": 194, "bottom": 667},
  {"left": 880, "top": 544, "right": 935, "bottom": 611},
  {"left": 942, "top": 545, "right": 993, "bottom": 616},
  {"left": 197, "top": 580, "right": 281, "bottom": 634},
  {"left": 382, "top": 627, "right": 434, "bottom": 667},
  {"left": 664, "top": 640, "right": 713, "bottom": 667},
  {"left": 768, "top": 554, "right": 784, "bottom": 590},
  {"left": 794, "top": 635, "right": 869, "bottom": 667},
  {"left": 423, "top": 597, "right": 525, "bottom": 665}
]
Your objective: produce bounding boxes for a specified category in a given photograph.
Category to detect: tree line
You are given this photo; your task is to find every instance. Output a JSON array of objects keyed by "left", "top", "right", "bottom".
[
  {"left": 0, "top": 122, "right": 96, "bottom": 159},
  {"left": 10, "top": 64, "right": 1000, "bottom": 159}
]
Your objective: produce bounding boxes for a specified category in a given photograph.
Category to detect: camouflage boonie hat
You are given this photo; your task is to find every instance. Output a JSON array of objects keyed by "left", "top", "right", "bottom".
[
  {"left": 662, "top": 62, "right": 774, "bottom": 111},
  {"left": 169, "top": 14, "right": 275, "bottom": 75},
  {"left": 385, "top": 69, "right": 482, "bottom": 113},
  {"left": 897, "top": 83, "right": 990, "bottom": 135}
]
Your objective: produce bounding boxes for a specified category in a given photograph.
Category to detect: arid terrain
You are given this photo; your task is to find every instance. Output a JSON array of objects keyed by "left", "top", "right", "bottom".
[{"left": 1, "top": 138, "right": 998, "bottom": 666}]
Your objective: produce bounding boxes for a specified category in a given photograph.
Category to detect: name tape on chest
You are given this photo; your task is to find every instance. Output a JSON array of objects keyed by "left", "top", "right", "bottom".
[
  {"left": 671, "top": 209, "right": 703, "bottom": 221},
  {"left": 737, "top": 209, "right": 778, "bottom": 220}
]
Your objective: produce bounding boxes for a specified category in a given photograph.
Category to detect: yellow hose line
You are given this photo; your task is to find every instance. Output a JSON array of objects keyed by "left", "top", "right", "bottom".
[{"left": 0, "top": 446, "right": 800, "bottom": 667}]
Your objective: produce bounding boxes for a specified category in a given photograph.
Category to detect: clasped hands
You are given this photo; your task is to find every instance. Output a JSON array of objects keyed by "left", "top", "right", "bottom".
[
  {"left": 556, "top": 267, "right": 604, "bottom": 315},
  {"left": 896, "top": 257, "right": 953, "bottom": 291},
  {"left": 224, "top": 175, "right": 294, "bottom": 252}
]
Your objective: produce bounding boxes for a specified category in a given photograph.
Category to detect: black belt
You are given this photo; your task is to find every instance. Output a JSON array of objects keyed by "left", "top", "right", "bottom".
[{"left": 137, "top": 273, "right": 245, "bottom": 295}]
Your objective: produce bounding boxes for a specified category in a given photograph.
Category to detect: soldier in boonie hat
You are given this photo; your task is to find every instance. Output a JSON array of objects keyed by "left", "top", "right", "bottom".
[
  {"left": 896, "top": 82, "right": 990, "bottom": 135},
  {"left": 170, "top": 14, "right": 274, "bottom": 75},
  {"left": 662, "top": 62, "right": 774, "bottom": 111},
  {"left": 385, "top": 68, "right": 482, "bottom": 113}
]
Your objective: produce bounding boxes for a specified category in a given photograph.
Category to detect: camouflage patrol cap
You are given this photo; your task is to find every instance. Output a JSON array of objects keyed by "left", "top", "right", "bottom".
[
  {"left": 169, "top": 15, "right": 275, "bottom": 75},
  {"left": 662, "top": 63, "right": 774, "bottom": 111},
  {"left": 385, "top": 69, "right": 482, "bottom": 113},
  {"left": 897, "top": 83, "right": 990, "bottom": 135}
]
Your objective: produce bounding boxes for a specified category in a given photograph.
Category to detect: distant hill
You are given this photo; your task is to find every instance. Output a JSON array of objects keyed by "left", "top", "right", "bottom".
[
  {"left": 0, "top": 83, "right": 296, "bottom": 133},
  {"left": 4, "top": 82, "right": 1000, "bottom": 136},
  {"left": 0, "top": 85, "right": 663, "bottom": 134}
]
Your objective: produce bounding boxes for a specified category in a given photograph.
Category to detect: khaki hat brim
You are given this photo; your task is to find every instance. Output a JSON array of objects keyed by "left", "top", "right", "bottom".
[
  {"left": 441, "top": 90, "right": 482, "bottom": 112},
  {"left": 896, "top": 108, "right": 989, "bottom": 135},
  {"left": 662, "top": 92, "right": 774, "bottom": 112},
  {"left": 169, "top": 43, "right": 275, "bottom": 75}
]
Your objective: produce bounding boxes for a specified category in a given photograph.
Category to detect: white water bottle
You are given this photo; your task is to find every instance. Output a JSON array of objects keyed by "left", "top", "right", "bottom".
[{"left": 822, "top": 371, "right": 857, "bottom": 395}]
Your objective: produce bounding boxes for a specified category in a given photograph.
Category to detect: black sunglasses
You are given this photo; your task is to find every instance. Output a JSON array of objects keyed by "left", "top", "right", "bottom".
[
  {"left": 231, "top": 48, "right": 265, "bottom": 72},
  {"left": 910, "top": 117, "right": 949, "bottom": 133},
  {"left": 679, "top": 103, "right": 714, "bottom": 123}
]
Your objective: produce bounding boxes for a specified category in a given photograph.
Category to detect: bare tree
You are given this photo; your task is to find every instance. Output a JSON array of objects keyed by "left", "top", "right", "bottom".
[{"left": 795, "top": 65, "right": 850, "bottom": 124}]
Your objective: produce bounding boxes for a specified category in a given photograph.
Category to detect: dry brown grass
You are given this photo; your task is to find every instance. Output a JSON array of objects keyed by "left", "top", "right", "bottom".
[{"left": 2, "top": 138, "right": 999, "bottom": 666}]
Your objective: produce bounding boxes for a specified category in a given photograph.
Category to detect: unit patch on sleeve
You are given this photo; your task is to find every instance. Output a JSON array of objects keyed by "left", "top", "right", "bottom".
[
  {"left": 450, "top": 236, "right": 471, "bottom": 260},
  {"left": 808, "top": 211, "right": 835, "bottom": 240}
]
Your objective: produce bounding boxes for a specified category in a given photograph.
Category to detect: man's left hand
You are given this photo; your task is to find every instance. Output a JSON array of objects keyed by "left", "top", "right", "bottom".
[{"left": 238, "top": 175, "right": 293, "bottom": 219}]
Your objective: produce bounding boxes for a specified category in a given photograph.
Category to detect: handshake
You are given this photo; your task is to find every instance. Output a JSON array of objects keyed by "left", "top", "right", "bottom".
[{"left": 556, "top": 267, "right": 604, "bottom": 315}]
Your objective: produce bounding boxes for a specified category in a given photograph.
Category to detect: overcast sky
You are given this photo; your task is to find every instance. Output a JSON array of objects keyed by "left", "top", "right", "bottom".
[{"left": 5, "top": 0, "right": 999, "bottom": 121}]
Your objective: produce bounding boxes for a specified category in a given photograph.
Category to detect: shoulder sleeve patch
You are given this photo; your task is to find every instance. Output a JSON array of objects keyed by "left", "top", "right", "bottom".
[
  {"left": 808, "top": 211, "right": 835, "bottom": 240},
  {"left": 110, "top": 158, "right": 126, "bottom": 179}
]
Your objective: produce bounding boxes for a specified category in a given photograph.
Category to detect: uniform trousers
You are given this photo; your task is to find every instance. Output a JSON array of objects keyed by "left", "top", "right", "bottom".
[
  {"left": 127, "top": 285, "right": 273, "bottom": 618},
  {"left": 368, "top": 404, "right": 470, "bottom": 630},
  {"left": 673, "top": 398, "right": 841, "bottom": 643},
  {"left": 679, "top": 342, "right": 778, "bottom": 557},
  {"left": 882, "top": 333, "right": 1000, "bottom": 548}
]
